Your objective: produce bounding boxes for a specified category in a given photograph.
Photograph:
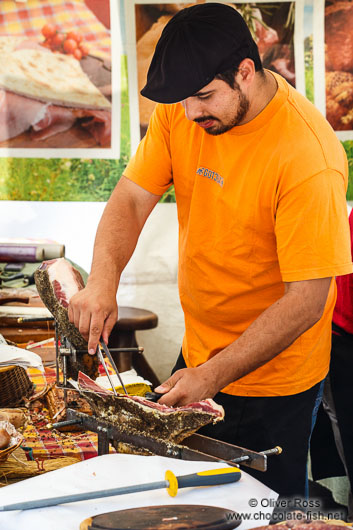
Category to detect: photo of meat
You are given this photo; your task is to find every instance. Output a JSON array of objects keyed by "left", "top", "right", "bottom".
[
  {"left": 325, "top": 0, "right": 353, "bottom": 131},
  {"left": 233, "top": 2, "right": 295, "bottom": 86},
  {"left": 134, "top": 1, "right": 296, "bottom": 138},
  {"left": 0, "top": 0, "right": 112, "bottom": 149}
]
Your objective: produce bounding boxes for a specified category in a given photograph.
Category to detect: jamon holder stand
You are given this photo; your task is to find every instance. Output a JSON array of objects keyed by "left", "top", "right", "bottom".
[
  {"left": 21, "top": 317, "right": 281, "bottom": 472},
  {"left": 52, "top": 407, "right": 281, "bottom": 472}
]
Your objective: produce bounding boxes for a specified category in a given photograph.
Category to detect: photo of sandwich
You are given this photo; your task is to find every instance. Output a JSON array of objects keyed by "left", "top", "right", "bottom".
[{"left": 0, "top": 0, "right": 112, "bottom": 149}]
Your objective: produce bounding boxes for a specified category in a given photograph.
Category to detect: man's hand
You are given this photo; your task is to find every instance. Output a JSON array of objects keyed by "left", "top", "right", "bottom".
[
  {"left": 154, "top": 365, "right": 220, "bottom": 407},
  {"left": 68, "top": 280, "right": 118, "bottom": 354}
]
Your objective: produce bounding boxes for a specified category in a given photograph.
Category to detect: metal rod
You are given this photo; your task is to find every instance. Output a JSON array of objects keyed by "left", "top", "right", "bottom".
[
  {"left": 96, "top": 347, "right": 118, "bottom": 396},
  {"left": 49, "top": 419, "right": 82, "bottom": 429},
  {"left": 0, "top": 480, "right": 168, "bottom": 511},
  {"left": 231, "top": 445, "right": 282, "bottom": 465},
  {"left": 100, "top": 339, "right": 128, "bottom": 395},
  {"left": 76, "top": 347, "right": 144, "bottom": 354},
  {"left": 17, "top": 316, "right": 55, "bottom": 323},
  {"left": 55, "top": 323, "right": 60, "bottom": 387}
]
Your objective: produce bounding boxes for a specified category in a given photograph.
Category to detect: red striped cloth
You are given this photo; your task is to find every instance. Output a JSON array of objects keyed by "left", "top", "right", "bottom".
[
  {"left": 24, "top": 365, "right": 115, "bottom": 461},
  {"left": 0, "top": 0, "right": 111, "bottom": 59}
]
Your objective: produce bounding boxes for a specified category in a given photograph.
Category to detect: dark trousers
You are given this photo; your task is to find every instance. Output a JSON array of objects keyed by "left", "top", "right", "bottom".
[
  {"left": 328, "top": 326, "right": 353, "bottom": 495},
  {"left": 172, "top": 352, "right": 323, "bottom": 497}
]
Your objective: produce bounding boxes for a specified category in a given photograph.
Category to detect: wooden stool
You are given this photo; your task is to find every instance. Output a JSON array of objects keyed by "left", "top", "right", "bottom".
[{"left": 108, "top": 306, "right": 160, "bottom": 387}]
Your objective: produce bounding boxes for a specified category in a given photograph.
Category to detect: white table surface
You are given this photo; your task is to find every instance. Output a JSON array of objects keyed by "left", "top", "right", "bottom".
[{"left": 0, "top": 453, "right": 278, "bottom": 530}]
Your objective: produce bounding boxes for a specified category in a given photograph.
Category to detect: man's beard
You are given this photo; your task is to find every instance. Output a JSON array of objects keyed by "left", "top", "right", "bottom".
[{"left": 194, "top": 88, "right": 250, "bottom": 136}]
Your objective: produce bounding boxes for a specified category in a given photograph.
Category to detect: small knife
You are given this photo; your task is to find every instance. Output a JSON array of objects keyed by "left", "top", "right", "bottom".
[{"left": 99, "top": 338, "right": 128, "bottom": 395}]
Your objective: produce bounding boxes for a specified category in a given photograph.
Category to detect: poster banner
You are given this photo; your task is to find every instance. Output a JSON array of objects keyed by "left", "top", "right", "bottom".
[
  {"left": 0, "top": 1, "right": 351, "bottom": 201},
  {"left": 126, "top": 0, "right": 305, "bottom": 155},
  {"left": 313, "top": 0, "right": 353, "bottom": 141},
  {"left": 0, "top": 0, "right": 120, "bottom": 159}
]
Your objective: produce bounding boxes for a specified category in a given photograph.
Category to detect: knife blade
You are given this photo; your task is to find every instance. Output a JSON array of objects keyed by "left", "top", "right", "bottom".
[
  {"left": 96, "top": 346, "right": 118, "bottom": 397},
  {"left": 100, "top": 338, "right": 128, "bottom": 395}
]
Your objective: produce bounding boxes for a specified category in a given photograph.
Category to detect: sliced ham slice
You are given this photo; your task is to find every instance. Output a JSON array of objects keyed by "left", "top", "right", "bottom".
[
  {"left": 77, "top": 371, "right": 225, "bottom": 448},
  {"left": 31, "top": 105, "right": 76, "bottom": 141},
  {"left": 0, "top": 90, "right": 47, "bottom": 142},
  {"left": 30, "top": 106, "right": 111, "bottom": 145},
  {"left": 0, "top": 90, "right": 110, "bottom": 145},
  {"left": 0, "top": 86, "right": 110, "bottom": 145}
]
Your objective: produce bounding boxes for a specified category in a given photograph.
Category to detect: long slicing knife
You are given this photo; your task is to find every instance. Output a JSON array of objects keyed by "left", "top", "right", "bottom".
[{"left": 99, "top": 338, "right": 128, "bottom": 395}]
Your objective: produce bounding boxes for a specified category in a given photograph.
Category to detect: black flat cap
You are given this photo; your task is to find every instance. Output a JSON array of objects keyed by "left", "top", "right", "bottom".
[{"left": 140, "top": 2, "right": 260, "bottom": 104}]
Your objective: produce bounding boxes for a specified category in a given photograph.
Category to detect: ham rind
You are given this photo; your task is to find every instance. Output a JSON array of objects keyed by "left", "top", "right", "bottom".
[
  {"left": 34, "top": 258, "right": 99, "bottom": 379},
  {"left": 77, "top": 371, "right": 225, "bottom": 447}
]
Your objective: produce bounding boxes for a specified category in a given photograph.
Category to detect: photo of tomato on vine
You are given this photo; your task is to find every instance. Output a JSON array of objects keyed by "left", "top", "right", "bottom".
[{"left": 0, "top": 0, "right": 112, "bottom": 149}]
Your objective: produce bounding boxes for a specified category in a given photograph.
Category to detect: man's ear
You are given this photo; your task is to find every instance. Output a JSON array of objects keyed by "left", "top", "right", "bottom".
[{"left": 236, "top": 58, "right": 256, "bottom": 84}]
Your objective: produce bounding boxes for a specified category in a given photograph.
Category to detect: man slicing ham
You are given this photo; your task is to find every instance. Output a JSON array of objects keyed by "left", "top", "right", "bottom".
[{"left": 68, "top": 4, "right": 353, "bottom": 500}]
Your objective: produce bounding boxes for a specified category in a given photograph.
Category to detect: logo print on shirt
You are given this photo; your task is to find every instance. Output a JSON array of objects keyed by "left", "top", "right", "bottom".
[{"left": 196, "top": 167, "right": 224, "bottom": 188}]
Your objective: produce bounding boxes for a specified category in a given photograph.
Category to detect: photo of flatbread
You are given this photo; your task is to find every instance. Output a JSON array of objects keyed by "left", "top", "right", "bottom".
[
  {"left": 0, "top": 36, "right": 27, "bottom": 54},
  {"left": 0, "top": 47, "right": 111, "bottom": 110}
]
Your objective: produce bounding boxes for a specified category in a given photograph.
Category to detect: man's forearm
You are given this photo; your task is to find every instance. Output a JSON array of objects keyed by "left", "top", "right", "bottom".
[
  {"left": 68, "top": 176, "right": 161, "bottom": 352},
  {"left": 200, "top": 277, "right": 332, "bottom": 391}
]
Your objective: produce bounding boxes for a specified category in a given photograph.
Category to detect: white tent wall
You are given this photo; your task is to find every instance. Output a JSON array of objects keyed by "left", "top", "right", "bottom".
[{"left": 0, "top": 201, "right": 183, "bottom": 382}]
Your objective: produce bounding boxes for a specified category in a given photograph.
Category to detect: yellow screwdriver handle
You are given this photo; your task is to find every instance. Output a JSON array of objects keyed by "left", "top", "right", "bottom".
[{"left": 165, "top": 467, "right": 241, "bottom": 497}]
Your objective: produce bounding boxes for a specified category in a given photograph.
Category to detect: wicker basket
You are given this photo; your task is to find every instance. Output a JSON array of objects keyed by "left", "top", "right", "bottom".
[
  {"left": 0, "top": 365, "right": 34, "bottom": 407},
  {"left": 0, "top": 439, "right": 22, "bottom": 463},
  {"left": 0, "top": 421, "right": 23, "bottom": 463}
]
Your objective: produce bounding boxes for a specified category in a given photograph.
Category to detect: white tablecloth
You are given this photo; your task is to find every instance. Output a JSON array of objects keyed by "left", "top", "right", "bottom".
[{"left": 0, "top": 454, "right": 278, "bottom": 530}]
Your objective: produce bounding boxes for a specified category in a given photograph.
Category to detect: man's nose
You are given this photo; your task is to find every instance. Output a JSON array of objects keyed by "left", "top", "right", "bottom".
[{"left": 182, "top": 98, "right": 203, "bottom": 121}]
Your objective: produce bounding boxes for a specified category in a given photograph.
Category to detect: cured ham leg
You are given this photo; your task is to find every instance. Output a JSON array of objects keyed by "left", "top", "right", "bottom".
[
  {"left": 34, "top": 258, "right": 99, "bottom": 379},
  {"left": 78, "top": 372, "right": 225, "bottom": 447}
]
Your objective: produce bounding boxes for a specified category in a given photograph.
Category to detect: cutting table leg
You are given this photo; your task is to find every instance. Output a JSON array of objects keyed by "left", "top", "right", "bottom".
[{"left": 97, "top": 427, "right": 110, "bottom": 456}]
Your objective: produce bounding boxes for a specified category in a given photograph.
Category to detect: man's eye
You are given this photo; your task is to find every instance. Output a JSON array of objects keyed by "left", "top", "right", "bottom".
[{"left": 198, "top": 95, "right": 210, "bottom": 100}]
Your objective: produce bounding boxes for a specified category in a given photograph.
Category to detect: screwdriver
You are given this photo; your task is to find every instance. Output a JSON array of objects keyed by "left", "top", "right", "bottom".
[{"left": 0, "top": 467, "right": 241, "bottom": 511}]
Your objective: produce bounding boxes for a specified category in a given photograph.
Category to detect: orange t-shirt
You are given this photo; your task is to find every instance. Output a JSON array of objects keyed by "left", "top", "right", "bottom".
[{"left": 124, "top": 72, "right": 353, "bottom": 397}]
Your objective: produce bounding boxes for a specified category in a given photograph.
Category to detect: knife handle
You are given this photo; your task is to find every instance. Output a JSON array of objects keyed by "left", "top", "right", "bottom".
[
  {"left": 165, "top": 467, "right": 241, "bottom": 497},
  {"left": 144, "top": 391, "right": 164, "bottom": 402}
]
